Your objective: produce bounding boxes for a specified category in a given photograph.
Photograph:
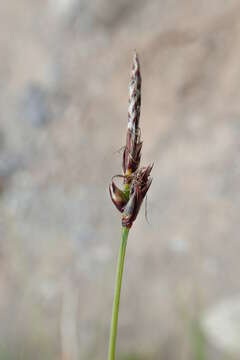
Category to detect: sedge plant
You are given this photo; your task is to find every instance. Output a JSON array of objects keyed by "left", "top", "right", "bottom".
[{"left": 108, "top": 51, "right": 153, "bottom": 360}]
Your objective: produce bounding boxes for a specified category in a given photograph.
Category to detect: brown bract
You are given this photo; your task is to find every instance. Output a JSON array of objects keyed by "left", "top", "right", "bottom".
[{"left": 109, "top": 177, "right": 128, "bottom": 213}]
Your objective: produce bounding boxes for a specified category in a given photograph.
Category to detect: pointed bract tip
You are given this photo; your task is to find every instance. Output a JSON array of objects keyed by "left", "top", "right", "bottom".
[{"left": 132, "top": 50, "right": 140, "bottom": 70}]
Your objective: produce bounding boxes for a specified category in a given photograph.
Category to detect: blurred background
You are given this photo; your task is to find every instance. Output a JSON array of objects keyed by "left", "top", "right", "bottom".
[{"left": 1, "top": 0, "right": 240, "bottom": 359}]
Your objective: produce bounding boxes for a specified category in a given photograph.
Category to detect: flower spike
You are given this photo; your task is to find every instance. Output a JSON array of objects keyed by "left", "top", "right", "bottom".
[
  {"left": 109, "top": 51, "right": 153, "bottom": 227},
  {"left": 122, "top": 51, "right": 143, "bottom": 177}
]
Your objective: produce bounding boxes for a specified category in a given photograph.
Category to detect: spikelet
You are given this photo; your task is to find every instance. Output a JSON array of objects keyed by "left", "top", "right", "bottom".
[{"left": 109, "top": 51, "right": 153, "bottom": 228}]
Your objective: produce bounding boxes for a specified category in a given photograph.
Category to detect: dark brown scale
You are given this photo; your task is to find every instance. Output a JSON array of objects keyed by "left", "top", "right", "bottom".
[{"left": 122, "top": 165, "right": 153, "bottom": 228}]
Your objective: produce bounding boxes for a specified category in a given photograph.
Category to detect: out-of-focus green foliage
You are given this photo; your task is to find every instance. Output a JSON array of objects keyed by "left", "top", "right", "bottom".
[{"left": 189, "top": 318, "right": 206, "bottom": 360}]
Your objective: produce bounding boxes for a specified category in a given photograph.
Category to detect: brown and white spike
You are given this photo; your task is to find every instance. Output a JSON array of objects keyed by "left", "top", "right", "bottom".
[{"left": 128, "top": 51, "right": 141, "bottom": 134}]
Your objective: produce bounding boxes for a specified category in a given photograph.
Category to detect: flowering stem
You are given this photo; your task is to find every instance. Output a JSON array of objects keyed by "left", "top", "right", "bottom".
[{"left": 108, "top": 226, "right": 129, "bottom": 360}]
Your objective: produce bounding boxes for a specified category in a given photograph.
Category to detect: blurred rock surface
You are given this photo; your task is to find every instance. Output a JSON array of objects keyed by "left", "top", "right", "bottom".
[{"left": 1, "top": 0, "right": 240, "bottom": 359}]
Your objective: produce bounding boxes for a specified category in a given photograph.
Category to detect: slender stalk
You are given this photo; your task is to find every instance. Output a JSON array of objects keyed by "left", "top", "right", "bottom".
[
  {"left": 108, "top": 52, "right": 153, "bottom": 360},
  {"left": 108, "top": 226, "right": 129, "bottom": 360}
]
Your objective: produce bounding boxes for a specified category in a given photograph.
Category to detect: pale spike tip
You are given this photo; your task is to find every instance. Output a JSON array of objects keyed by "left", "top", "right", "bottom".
[{"left": 132, "top": 50, "right": 140, "bottom": 71}]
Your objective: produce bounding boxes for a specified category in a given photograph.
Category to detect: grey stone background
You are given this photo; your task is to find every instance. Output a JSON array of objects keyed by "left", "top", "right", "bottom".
[{"left": 0, "top": 0, "right": 240, "bottom": 359}]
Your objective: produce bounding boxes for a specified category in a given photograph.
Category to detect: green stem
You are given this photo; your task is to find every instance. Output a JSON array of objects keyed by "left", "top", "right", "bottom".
[{"left": 108, "top": 226, "right": 129, "bottom": 360}]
